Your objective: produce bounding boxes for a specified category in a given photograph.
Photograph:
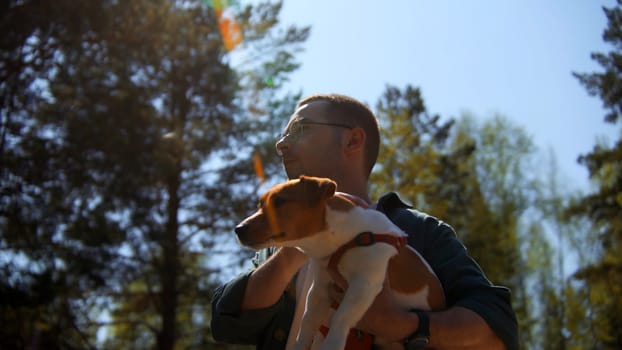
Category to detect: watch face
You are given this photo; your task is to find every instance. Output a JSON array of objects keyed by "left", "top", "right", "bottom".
[
  {"left": 405, "top": 310, "right": 430, "bottom": 349},
  {"left": 406, "top": 336, "right": 429, "bottom": 350}
]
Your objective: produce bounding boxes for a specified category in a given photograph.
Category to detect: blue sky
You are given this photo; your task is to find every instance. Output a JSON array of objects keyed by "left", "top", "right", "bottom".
[{"left": 275, "top": 0, "right": 620, "bottom": 192}]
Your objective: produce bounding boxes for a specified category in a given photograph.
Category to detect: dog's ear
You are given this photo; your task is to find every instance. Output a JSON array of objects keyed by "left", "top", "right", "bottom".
[
  {"left": 299, "top": 176, "right": 336, "bottom": 206},
  {"left": 317, "top": 177, "right": 337, "bottom": 199}
]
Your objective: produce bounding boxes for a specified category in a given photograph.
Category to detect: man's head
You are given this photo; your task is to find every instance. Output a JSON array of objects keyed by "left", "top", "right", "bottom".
[{"left": 275, "top": 94, "right": 380, "bottom": 187}]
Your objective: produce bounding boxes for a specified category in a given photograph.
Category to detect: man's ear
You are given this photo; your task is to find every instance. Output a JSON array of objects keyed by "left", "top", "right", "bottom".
[
  {"left": 343, "top": 127, "right": 366, "bottom": 156},
  {"left": 299, "top": 176, "right": 336, "bottom": 206}
]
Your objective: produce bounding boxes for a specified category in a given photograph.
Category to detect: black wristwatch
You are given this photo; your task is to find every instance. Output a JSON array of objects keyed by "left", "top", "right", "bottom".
[{"left": 403, "top": 310, "right": 430, "bottom": 350}]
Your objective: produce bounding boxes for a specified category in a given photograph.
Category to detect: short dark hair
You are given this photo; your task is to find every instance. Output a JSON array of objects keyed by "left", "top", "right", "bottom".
[{"left": 298, "top": 93, "right": 380, "bottom": 177}]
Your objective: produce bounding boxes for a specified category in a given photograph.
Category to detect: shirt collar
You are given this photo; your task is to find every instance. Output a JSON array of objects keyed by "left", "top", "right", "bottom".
[{"left": 375, "top": 192, "right": 413, "bottom": 214}]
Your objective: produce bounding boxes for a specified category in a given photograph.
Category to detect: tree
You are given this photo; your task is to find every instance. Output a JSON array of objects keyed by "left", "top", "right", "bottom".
[
  {"left": 371, "top": 84, "right": 459, "bottom": 217},
  {"left": 0, "top": 0, "right": 308, "bottom": 348},
  {"left": 452, "top": 114, "right": 539, "bottom": 348},
  {"left": 1, "top": 2, "right": 122, "bottom": 348},
  {"left": 570, "top": 1, "right": 622, "bottom": 347}
]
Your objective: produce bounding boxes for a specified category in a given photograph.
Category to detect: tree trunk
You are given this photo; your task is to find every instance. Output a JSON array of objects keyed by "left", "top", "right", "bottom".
[{"left": 158, "top": 172, "right": 180, "bottom": 350}]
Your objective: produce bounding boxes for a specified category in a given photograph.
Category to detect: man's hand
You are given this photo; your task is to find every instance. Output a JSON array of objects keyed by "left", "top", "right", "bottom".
[{"left": 329, "top": 281, "right": 506, "bottom": 349}]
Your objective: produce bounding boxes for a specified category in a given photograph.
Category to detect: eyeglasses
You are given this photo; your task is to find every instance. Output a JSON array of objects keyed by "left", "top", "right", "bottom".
[{"left": 276, "top": 120, "right": 353, "bottom": 144}]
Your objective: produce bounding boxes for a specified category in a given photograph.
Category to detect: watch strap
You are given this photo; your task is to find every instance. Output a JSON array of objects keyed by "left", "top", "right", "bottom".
[{"left": 404, "top": 309, "right": 430, "bottom": 350}]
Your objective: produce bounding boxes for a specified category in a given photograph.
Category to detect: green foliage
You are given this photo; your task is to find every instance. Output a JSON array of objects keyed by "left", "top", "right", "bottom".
[
  {"left": 453, "top": 115, "right": 538, "bottom": 348},
  {"left": 0, "top": 0, "right": 306, "bottom": 348},
  {"left": 574, "top": 1, "right": 622, "bottom": 125},
  {"left": 371, "top": 84, "right": 461, "bottom": 218},
  {"left": 570, "top": 1, "right": 622, "bottom": 347}
]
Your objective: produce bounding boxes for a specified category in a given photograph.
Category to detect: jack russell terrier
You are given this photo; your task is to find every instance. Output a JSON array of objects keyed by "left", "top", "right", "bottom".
[{"left": 235, "top": 176, "right": 445, "bottom": 350}]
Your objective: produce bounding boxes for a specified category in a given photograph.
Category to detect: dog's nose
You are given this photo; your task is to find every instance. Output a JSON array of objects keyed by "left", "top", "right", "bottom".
[{"left": 234, "top": 224, "right": 248, "bottom": 238}]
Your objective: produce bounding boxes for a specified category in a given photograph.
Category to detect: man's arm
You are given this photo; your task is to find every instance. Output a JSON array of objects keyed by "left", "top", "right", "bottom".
[
  {"left": 357, "top": 205, "right": 519, "bottom": 350},
  {"left": 330, "top": 274, "right": 505, "bottom": 348},
  {"left": 242, "top": 247, "right": 308, "bottom": 310},
  {"left": 428, "top": 307, "right": 506, "bottom": 349},
  {"left": 353, "top": 293, "right": 505, "bottom": 349},
  {"left": 210, "top": 247, "right": 308, "bottom": 345}
]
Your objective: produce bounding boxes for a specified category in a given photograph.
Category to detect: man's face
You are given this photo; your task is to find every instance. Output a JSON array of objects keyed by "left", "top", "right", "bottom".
[{"left": 275, "top": 101, "right": 351, "bottom": 180}]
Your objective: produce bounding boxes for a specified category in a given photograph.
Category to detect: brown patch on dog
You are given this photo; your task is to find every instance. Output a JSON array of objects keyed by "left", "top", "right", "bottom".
[
  {"left": 298, "top": 176, "right": 337, "bottom": 207},
  {"left": 387, "top": 246, "right": 446, "bottom": 309}
]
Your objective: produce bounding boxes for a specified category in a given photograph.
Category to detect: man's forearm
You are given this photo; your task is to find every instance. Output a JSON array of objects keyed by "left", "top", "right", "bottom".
[
  {"left": 242, "top": 247, "right": 308, "bottom": 310},
  {"left": 427, "top": 306, "right": 505, "bottom": 350},
  {"left": 357, "top": 301, "right": 505, "bottom": 349}
]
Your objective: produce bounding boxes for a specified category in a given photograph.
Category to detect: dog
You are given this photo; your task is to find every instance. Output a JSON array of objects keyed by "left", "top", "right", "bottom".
[{"left": 235, "top": 176, "right": 445, "bottom": 350}]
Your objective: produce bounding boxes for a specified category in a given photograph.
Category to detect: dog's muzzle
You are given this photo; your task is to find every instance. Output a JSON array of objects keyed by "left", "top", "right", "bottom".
[{"left": 234, "top": 223, "right": 285, "bottom": 247}]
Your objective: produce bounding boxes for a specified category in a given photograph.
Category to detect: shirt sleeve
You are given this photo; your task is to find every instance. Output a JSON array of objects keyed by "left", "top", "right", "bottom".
[
  {"left": 210, "top": 270, "right": 283, "bottom": 345},
  {"left": 390, "top": 208, "right": 519, "bottom": 350},
  {"left": 211, "top": 248, "right": 296, "bottom": 349}
]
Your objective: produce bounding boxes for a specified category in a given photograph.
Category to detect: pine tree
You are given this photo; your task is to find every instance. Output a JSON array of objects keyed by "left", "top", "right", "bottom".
[
  {"left": 569, "top": 1, "right": 622, "bottom": 347},
  {"left": 371, "top": 84, "right": 458, "bottom": 216},
  {"left": 0, "top": 0, "right": 308, "bottom": 348}
]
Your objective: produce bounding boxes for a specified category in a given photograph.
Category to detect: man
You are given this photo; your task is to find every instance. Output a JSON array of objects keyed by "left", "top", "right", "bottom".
[{"left": 211, "top": 93, "right": 519, "bottom": 349}]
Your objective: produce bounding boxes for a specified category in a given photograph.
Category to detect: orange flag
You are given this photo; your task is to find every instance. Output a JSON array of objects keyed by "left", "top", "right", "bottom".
[
  {"left": 218, "top": 15, "right": 243, "bottom": 51},
  {"left": 253, "top": 151, "right": 266, "bottom": 183}
]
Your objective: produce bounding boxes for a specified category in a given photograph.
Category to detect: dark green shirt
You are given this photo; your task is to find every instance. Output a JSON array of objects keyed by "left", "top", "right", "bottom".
[{"left": 211, "top": 192, "right": 519, "bottom": 350}]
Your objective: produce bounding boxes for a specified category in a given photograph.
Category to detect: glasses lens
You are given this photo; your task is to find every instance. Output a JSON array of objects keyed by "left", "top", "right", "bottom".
[
  {"left": 290, "top": 123, "right": 303, "bottom": 141},
  {"left": 277, "top": 121, "right": 303, "bottom": 142}
]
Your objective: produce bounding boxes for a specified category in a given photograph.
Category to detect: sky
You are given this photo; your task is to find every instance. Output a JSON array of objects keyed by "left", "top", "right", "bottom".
[{"left": 273, "top": 0, "right": 621, "bottom": 193}]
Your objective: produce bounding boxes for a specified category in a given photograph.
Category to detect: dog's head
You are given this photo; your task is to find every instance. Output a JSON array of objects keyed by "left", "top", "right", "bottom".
[{"left": 234, "top": 176, "right": 337, "bottom": 249}]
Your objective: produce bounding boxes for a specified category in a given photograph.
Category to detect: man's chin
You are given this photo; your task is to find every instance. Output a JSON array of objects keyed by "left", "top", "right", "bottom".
[{"left": 284, "top": 166, "right": 303, "bottom": 180}]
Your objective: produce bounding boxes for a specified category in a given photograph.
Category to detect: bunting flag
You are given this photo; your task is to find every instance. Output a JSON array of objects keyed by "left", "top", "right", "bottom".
[
  {"left": 218, "top": 15, "right": 243, "bottom": 51},
  {"left": 253, "top": 151, "right": 266, "bottom": 183},
  {"left": 201, "top": 0, "right": 243, "bottom": 51}
]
